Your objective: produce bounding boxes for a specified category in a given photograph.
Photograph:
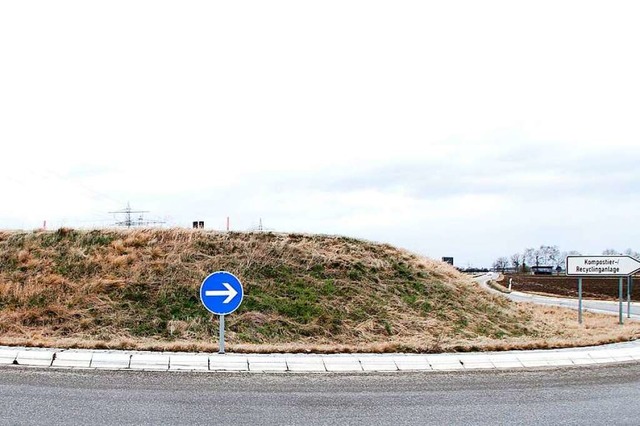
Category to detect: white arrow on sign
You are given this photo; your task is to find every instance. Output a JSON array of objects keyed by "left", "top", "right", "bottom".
[
  {"left": 566, "top": 256, "right": 640, "bottom": 276},
  {"left": 204, "top": 282, "right": 238, "bottom": 304}
]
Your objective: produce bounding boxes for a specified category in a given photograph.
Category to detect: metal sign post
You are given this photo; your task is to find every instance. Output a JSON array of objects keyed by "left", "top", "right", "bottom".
[
  {"left": 628, "top": 276, "right": 633, "bottom": 319},
  {"left": 199, "top": 271, "right": 244, "bottom": 355},
  {"left": 578, "top": 277, "right": 583, "bottom": 324},
  {"left": 619, "top": 277, "right": 624, "bottom": 325},
  {"left": 219, "top": 315, "right": 225, "bottom": 354}
]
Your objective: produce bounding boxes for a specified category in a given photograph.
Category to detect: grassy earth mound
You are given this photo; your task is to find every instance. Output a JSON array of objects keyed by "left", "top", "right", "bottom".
[{"left": 0, "top": 228, "right": 638, "bottom": 353}]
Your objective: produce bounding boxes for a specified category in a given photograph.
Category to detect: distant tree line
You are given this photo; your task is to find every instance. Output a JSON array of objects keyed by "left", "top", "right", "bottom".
[
  {"left": 492, "top": 247, "right": 640, "bottom": 273},
  {"left": 457, "top": 267, "right": 490, "bottom": 273}
]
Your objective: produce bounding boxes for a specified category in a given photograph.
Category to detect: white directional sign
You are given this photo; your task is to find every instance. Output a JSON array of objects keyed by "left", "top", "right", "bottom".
[{"left": 566, "top": 256, "right": 640, "bottom": 276}]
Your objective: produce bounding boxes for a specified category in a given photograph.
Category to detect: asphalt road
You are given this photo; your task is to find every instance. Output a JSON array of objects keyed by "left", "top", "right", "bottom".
[
  {"left": 2, "top": 364, "right": 640, "bottom": 425},
  {"left": 480, "top": 273, "right": 639, "bottom": 320}
]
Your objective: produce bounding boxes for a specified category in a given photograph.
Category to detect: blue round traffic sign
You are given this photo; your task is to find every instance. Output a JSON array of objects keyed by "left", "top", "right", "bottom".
[{"left": 199, "top": 271, "right": 244, "bottom": 315}]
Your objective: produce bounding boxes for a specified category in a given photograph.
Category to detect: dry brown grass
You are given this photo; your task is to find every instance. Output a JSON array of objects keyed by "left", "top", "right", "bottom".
[{"left": 0, "top": 228, "right": 638, "bottom": 353}]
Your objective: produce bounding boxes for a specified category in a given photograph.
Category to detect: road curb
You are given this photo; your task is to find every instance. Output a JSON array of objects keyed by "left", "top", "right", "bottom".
[{"left": 2, "top": 340, "right": 639, "bottom": 373}]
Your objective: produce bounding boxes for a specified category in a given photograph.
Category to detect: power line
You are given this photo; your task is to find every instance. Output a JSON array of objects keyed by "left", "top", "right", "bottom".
[
  {"left": 249, "top": 218, "right": 274, "bottom": 232},
  {"left": 109, "top": 202, "right": 165, "bottom": 228}
]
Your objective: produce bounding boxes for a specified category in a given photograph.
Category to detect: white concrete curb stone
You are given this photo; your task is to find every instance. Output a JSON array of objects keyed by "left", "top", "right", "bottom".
[
  {"left": 248, "top": 355, "right": 288, "bottom": 372},
  {"left": 426, "top": 354, "right": 464, "bottom": 371},
  {"left": 322, "top": 355, "right": 363, "bottom": 372},
  {"left": 358, "top": 355, "right": 398, "bottom": 372},
  {"left": 393, "top": 355, "right": 431, "bottom": 371},
  {"left": 169, "top": 354, "right": 209, "bottom": 371},
  {"left": 0, "top": 348, "right": 18, "bottom": 365},
  {"left": 209, "top": 355, "right": 249, "bottom": 372},
  {"left": 91, "top": 351, "right": 131, "bottom": 369},
  {"left": 458, "top": 354, "right": 496, "bottom": 370},
  {"left": 16, "top": 349, "right": 55, "bottom": 367},
  {"left": 52, "top": 350, "right": 93, "bottom": 368},
  {"left": 130, "top": 353, "right": 170, "bottom": 371},
  {"left": 286, "top": 355, "right": 326, "bottom": 372},
  {"left": 489, "top": 354, "right": 524, "bottom": 369}
]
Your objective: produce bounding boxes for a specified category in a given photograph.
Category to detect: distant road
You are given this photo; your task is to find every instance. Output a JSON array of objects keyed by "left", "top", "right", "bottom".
[
  {"left": 2, "top": 365, "right": 640, "bottom": 425},
  {"left": 477, "top": 273, "right": 639, "bottom": 320}
]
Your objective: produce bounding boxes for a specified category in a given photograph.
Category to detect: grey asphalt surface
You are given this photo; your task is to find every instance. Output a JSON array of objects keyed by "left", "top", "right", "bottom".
[
  {"left": 480, "top": 273, "right": 639, "bottom": 320},
  {"left": 2, "top": 363, "right": 639, "bottom": 425}
]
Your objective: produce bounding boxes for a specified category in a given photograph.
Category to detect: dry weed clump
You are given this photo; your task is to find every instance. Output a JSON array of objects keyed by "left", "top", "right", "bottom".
[{"left": 1, "top": 228, "right": 639, "bottom": 353}]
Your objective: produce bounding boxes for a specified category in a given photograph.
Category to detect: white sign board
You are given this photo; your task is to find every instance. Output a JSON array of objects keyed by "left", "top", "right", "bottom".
[{"left": 566, "top": 256, "right": 640, "bottom": 276}]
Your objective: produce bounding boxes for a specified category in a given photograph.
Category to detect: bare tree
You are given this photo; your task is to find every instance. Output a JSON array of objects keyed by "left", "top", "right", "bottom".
[
  {"left": 537, "top": 245, "right": 561, "bottom": 267},
  {"left": 559, "top": 250, "right": 581, "bottom": 268},
  {"left": 602, "top": 249, "right": 621, "bottom": 255},
  {"left": 494, "top": 246, "right": 639, "bottom": 274},
  {"left": 510, "top": 253, "right": 522, "bottom": 271},
  {"left": 492, "top": 257, "right": 509, "bottom": 272},
  {"left": 523, "top": 248, "right": 536, "bottom": 269}
]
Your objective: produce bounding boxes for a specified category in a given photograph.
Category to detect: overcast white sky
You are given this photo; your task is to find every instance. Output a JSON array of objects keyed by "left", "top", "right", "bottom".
[{"left": 1, "top": 1, "right": 639, "bottom": 267}]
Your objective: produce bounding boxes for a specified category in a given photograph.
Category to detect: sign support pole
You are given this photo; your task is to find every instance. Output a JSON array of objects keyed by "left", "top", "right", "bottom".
[
  {"left": 628, "top": 275, "right": 632, "bottom": 319},
  {"left": 578, "top": 278, "right": 583, "bottom": 324},
  {"left": 219, "top": 314, "right": 225, "bottom": 354},
  {"left": 200, "top": 271, "right": 244, "bottom": 355},
  {"left": 618, "top": 277, "right": 623, "bottom": 325}
]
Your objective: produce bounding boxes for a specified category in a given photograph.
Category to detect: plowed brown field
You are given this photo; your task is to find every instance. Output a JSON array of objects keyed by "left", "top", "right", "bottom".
[{"left": 502, "top": 274, "right": 639, "bottom": 301}]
